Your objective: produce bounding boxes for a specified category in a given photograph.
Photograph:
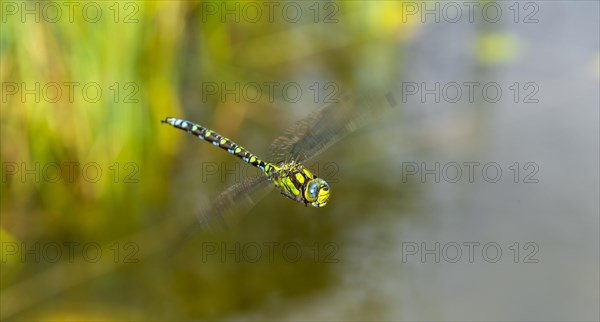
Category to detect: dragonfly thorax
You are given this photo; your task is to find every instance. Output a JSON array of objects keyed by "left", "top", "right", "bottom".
[{"left": 270, "top": 162, "right": 330, "bottom": 207}]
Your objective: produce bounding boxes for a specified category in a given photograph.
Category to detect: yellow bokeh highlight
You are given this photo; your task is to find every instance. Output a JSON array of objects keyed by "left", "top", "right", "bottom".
[{"left": 476, "top": 32, "right": 521, "bottom": 64}]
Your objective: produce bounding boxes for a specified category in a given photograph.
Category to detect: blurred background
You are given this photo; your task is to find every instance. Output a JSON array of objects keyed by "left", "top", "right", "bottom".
[{"left": 1, "top": 0, "right": 598, "bottom": 320}]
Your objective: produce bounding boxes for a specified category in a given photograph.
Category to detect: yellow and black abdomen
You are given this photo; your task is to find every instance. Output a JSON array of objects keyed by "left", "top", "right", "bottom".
[{"left": 162, "top": 117, "right": 277, "bottom": 174}]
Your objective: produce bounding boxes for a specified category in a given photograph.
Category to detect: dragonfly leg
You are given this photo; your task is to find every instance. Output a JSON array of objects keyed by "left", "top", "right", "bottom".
[{"left": 279, "top": 190, "right": 299, "bottom": 203}]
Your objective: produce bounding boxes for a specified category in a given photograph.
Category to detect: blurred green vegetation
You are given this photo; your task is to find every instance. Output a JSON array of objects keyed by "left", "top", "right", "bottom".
[{"left": 1, "top": 0, "right": 419, "bottom": 320}]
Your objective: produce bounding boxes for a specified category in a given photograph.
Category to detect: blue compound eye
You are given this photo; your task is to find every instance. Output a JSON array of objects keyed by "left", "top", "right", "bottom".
[
  {"left": 307, "top": 181, "right": 319, "bottom": 199},
  {"left": 306, "top": 178, "right": 329, "bottom": 201}
]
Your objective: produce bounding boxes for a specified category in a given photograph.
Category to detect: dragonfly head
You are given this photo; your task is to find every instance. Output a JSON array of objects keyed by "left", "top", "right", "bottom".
[{"left": 305, "top": 178, "right": 330, "bottom": 207}]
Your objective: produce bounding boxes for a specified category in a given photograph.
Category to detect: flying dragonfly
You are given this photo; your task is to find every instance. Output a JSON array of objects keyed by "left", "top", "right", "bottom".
[{"left": 162, "top": 93, "right": 389, "bottom": 233}]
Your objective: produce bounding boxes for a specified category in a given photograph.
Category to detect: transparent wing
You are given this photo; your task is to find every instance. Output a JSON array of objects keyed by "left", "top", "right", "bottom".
[
  {"left": 168, "top": 175, "right": 272, "bottom": 252},
  {"left": 268, "top": 93, "right": 391, "bottom": 163}
]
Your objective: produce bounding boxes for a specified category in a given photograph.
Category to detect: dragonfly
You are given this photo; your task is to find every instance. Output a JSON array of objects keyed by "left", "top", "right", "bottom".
[{"left": 162, "top": 93, "right": 388, "bottom": 232}]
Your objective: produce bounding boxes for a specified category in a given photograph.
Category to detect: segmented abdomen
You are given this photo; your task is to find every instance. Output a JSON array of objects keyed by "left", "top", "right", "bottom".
[{"left": 162, "top": 117, "right": 277, "bottom": 174}]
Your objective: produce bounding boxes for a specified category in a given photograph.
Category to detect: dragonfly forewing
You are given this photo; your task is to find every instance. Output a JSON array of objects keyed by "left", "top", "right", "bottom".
[{"left": 268, "top": 93, "right": 390, "bottom": 164}]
